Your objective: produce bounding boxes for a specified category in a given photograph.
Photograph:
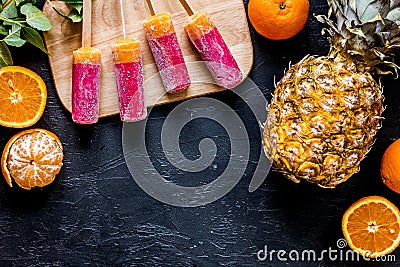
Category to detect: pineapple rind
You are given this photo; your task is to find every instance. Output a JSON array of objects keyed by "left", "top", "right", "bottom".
[{"left": 263, "top": 55, "right": 384, "bottom": 188}]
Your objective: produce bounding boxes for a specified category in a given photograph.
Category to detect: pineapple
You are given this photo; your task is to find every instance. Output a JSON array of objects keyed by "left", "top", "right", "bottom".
[{"left": 263, "top": 0, "right": 400, "bottom": 188}]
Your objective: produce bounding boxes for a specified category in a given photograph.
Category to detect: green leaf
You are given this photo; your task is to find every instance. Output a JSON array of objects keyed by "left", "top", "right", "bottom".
[
  {"left": 70, "top": 3, "right": 83, "bottom": 13},
  {"left": 61, "top": 0, "right": 83, "bottom": 4},
  {"left": 0, "top": 25, "right": 8, "bottom": 35},
  {"left": 1, "top": 1, "right": 18, "bottom": 18},
  {"left": 15, "top": 0, "right": 25, "bottom": 6},
  {"left": 3, "top": 24, "right": 25, "bottom": 47},
  {"left": 15, "top": 0, "right": 32, "bottom": 6},
  {"left": 0, "top": 1, "right": 55, "bottom": 64},
  {"left": 0, "top": 41, "right": 12, "bottom": 67},
  {"left": 20, "top": 3, "right": 52, "bottom": 31},
  {"left": 68, "top": 9, "right": 82, "bottom": 22},
  {"left": 55, "top": 0, "right": 83, "bottom": 22},
  {"left": 3, "top": 19, "right": 25, "bottom": 26},
  {"left": 20, "top": 26, "right": 48, "bottom": 54}
]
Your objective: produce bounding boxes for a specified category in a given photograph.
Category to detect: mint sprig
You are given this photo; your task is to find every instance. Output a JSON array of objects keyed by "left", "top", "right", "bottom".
[{"left": 0, "top": 0, "right": 53, "bottom": 67}]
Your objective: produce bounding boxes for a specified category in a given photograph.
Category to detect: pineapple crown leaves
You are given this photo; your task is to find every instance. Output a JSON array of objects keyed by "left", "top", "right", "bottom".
[{"left": 316, "top": 0, "right": 400, "bottom": 75}]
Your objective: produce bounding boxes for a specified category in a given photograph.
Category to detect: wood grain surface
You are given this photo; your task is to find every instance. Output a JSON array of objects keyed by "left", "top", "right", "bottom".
[{"left": 43, "top": 0, "right": 253, "bottom": 117}]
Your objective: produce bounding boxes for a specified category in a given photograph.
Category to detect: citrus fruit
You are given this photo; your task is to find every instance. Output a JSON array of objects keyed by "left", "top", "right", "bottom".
[
  {"left": 342, "top": 196, "right": 400, "bottom": 258},
  {"left": 0, "top": 66, "right": 47, "bottom": 128},
  {"left": 1, "top": 128, "right": 63, "bottom": 190},
  {"left": 248, "top": 0, "right": 309, "bottom": 40},
  {"left": 381, "top": 138, "right": 400, "bottom": 194}
]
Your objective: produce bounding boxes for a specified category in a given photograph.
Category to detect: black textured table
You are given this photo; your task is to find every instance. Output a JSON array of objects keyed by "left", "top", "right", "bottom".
[{"left": 0, "top": 1, "right": 399, "bottom": 266}]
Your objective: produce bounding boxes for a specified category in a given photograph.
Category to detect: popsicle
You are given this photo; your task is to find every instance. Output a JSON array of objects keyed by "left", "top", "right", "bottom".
[
  {"left": 72, "top": 0, "right": 101, "bottom": 124},
  {"left": 142, "top": 0, "right": 190, "bottom": 93},
  {"left": 181, "top": 1, "right": 242, "bottom": 89},
  {"left": 111, "top": 0, "right": 146, "bottom": 122}
]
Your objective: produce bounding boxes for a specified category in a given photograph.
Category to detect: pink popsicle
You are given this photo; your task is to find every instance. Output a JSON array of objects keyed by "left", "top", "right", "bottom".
[
  {"left": 142, "top": 13, "right": 190, "bottom": 93},
  {"left": 112, "top": 39, "right": 147, "bottom": 122},
  {"left": 72, "top": 47, "right": 101, "bottom": 124},
  {"left": 184, "top": 12, "right": 242, "bottom": 89}
]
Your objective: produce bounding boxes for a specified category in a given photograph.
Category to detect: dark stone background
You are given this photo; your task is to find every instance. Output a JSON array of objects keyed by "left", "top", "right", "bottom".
[{"left": 0, "top": 0, "right": 399, "bottom": 266}]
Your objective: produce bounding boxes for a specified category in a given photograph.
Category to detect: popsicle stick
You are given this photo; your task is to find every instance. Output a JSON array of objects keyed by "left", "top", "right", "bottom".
[
  {"left": 145, "top": 0, "right": 156, "bottom": 16},
  {"left": 82, "top": 0, "right": 92, "bottom": 47},
  {"left": 178, "top": 0, "right": 195, "bottom": 16},
  {"left": 119, "top": 0, "right": 127, "bottom": 39}
]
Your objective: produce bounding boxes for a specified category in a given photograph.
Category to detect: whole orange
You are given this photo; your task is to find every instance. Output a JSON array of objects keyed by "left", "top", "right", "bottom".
[
  {"left": 248, "top": 0, "right": 309, "bottom": 40},
  {"left": 381, "top": 138, "right": 400, "bottom": 194}
]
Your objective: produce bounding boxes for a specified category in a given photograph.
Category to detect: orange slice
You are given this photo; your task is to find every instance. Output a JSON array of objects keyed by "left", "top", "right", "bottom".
[
  {"left": 1, "top": 129, "right": 63, "bottom": 190},
  {"left": 0, "top": 66, "right": 47, "bottom": 128},
  {"left": 342, "top": 196, "right": 400, "bottom": 258}
]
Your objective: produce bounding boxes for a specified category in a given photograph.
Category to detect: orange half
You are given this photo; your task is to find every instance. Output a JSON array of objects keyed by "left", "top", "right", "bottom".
[
  {"left": 0, "top": 66, "right": 47, "bottom": 128},
  {"left": 342, "top": 196, "right": 400, "bottom": 258}
]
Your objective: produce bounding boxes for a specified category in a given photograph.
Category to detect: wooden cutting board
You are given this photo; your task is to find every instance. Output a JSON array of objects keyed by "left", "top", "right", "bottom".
[{"left": 43, "top": 0, "right": 253, "bottom": 117}]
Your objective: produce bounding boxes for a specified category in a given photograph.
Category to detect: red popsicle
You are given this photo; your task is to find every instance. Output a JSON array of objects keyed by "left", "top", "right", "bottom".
[
  {"left": 112, "top": 39, "right": 146, "bottom": 122},
  {"left": 142, "top": 1, "right": 190, "bottom": 94},
  {"left": 111, "top": 0, "right": 146, "bottom": 122},
  {"left": 72, "top": 0, "right": 101, "bottom": 124},
  {"left": 182, "top": 2, "right": 242, "bottom": 89}
]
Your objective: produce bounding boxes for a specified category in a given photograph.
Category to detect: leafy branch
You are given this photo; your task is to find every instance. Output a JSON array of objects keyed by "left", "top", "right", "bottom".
[
  {"left": 48, "top": 0, "right": 82, "bottom": 22},
  {"left": 0, "top": 0, "right": 53, "bottom": 67}
]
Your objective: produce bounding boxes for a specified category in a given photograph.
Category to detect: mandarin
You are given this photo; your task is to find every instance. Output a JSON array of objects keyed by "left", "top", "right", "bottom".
[
  {"left": 1, "top": 129, "right": 63, "bottom": 190},
  {"left": 248, "top": 0, "right": 309, "bottom": 40}
]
